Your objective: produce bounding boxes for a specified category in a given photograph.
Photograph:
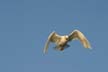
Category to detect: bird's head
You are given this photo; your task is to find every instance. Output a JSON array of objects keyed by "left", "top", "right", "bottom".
[{"left": 65, "top": 35, "right": 69, "bottom": 40}]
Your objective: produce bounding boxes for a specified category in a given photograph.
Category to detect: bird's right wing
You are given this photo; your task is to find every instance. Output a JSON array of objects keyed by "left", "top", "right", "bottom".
[
  {"left": 43, "top": 31, "right": 60, "bottom": 54},
  {"left": 68, "top": 30, "right": 91, "bottom": 49}
]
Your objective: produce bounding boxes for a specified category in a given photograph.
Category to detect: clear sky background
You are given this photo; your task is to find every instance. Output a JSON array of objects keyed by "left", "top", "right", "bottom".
[{"left": 0, "top": 0, "right": 108, "bottom": 72}]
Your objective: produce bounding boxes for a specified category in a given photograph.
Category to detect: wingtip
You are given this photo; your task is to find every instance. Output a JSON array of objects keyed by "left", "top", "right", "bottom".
[
  {"left": 43, "top": 49, "right": 48, "bottom": 54},
  {"left": 85, "top": 46, "right": 92, "bottom": 50},
  {"left": 89, "top": 46, "right": 92, "bottom": 50}
]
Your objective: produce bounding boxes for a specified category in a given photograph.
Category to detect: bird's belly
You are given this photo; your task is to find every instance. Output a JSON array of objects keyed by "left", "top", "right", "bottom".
[{"left": 56, "top": 43, "right": 69, "bottom": 51}]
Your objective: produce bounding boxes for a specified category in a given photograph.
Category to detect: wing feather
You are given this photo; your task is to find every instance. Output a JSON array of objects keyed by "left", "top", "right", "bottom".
[
  {"left": 68, "top": 30, "right": 91, "bottom": 49},
  {"left": 43, "top": 31, "right": 60, "bottom": 54}
]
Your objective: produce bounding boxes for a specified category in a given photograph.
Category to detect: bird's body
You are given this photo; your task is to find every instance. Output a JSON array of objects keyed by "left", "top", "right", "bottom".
[
  {"left": 43, "top": 30, "right": 91, "bottom": 54},
  {"left": 53, "top": 35, "right": 69, "bottom": 51}
]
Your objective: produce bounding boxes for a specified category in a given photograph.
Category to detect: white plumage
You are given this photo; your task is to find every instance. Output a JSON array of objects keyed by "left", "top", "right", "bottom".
[{"left": 43, "top": 30, "right": 91, "bottom": 54}]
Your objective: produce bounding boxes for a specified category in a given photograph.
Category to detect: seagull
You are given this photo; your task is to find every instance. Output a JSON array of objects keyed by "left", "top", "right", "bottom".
[{"left": 43, "top": 30, "right": 91, "bottom": 54}]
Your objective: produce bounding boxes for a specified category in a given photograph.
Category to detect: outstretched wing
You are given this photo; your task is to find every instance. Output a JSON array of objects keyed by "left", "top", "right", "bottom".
[
  {"left": 68, "top": 30, "right": 91, "bottom": 49},
  {"left": 43, "top": 31, "right": 60, "bottom": 54}
]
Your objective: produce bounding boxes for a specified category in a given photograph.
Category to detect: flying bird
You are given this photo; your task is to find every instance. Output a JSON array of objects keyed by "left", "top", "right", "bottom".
[{"left": 43, "top": 30, "right": 91, "bottom": 54}]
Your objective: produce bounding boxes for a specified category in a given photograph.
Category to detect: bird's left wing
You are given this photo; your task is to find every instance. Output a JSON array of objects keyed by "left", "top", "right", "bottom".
[
  {"left": 68, "top": 30, "right": 91, "bottom": 49},
  {"left": 43, "top": 31, "right": 60, "bottom": 54}
]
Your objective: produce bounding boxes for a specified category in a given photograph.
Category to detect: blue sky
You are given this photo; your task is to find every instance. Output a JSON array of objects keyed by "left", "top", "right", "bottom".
[{"left": 0, "top": 0, "right": 108, "bottom": 72}]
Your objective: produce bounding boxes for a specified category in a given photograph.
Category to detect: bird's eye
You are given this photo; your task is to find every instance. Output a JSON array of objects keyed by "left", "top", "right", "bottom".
[{"left": 64, "top": 36, "right": 68, "bottom": 40}]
